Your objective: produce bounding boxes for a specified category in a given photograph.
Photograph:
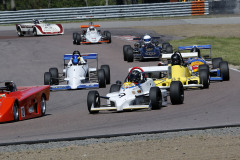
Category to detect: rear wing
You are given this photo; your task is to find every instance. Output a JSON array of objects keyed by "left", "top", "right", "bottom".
[
  {"left": 64, "top": 53, "right": 98, "bottom": 60},
  {"left": 162, "top": 52, "right": 198, "bottom": 59},
  {"left": 178, "top": 45, "right": 212, "bottom": 59},
  {"left": 80, "top": 24, "right": 100, "bottom": 28}
]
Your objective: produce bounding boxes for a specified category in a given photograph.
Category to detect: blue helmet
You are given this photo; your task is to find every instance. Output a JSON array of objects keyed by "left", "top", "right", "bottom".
[{"left": 72, "top": 54, "right": 79, "bottom": 65}]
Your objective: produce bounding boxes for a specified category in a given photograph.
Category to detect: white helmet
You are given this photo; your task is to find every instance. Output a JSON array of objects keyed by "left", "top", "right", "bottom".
[
  {"left": 143, "top": 35, "right": 151, "bottom": 44},
  {"left": 89, "top": 26, "right": 95, "bottom": 31}
]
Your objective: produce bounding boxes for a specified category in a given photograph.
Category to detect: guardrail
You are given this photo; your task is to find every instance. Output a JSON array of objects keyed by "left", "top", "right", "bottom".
[{"left": 0, "top": 1, "right": 209, "bottom": 24}]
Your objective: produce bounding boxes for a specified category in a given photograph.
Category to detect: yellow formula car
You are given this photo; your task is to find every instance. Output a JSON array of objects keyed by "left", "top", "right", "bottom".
[{"left": 147, "top": 51, "right": 210, "bottom": 89}]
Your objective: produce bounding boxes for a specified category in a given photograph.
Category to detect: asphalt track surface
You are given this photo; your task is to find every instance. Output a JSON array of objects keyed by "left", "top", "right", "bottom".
[{"left": 0, "top": 17, "right": 240, "bottom": 144}]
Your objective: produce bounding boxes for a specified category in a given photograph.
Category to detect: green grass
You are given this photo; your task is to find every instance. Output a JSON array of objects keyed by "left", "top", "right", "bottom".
[{"left": 170, "top": 36, "right": 240, "bottom": 66}]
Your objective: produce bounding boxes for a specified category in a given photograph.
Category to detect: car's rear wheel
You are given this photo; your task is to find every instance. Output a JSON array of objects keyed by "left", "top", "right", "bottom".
[
  {"left": 44, "top": 72, "right": 52, "bottom": 85},
  {"left": 149, "top": 87, "right": 162, "bottom": 110},
  {"left": 33, "top": 28, "right": 37, "bottom": 36},
  {"left": 123, "top": 45, "right": 131, "bottom": 61},
  {"left": 17, "top": 27, "right": 23, "bottom": 37},
  {"left": 199, "top": 64, "right": 209, "bottom": 71},
  {"left": 166, "top": 44, "right": 173, "bottom": 53},
  {"left": 13, "top": 101, "right": 19, "bottom": 121},
  {"left": 220, "top": 61, "right": 229, "bottom": 81},
  {"left": 101, "top": 65, "right": 110, "bottom": 84},
  {"left": 87, "top": 90, "right": 100, "bottom": 114},
  {"left": 170, "top": 81, "right": 184, "bottom": 105},
  {"left": 127, "top": 47, "right": 134, "bottom": 62},
  {"left": 162, "top": 42, "right": 170, "bottom": 50},
  {"left": 98, "top": 69, "right": 106, "bottom": 88},
  {"left": 49, "top": 68, "right": 59, "bottom": 85},
  {"left": 199, "top": 69, "right": 209, "bottom": 88},
  {"left": 106, "top": 31, "right": 111, "bottom": 43},
  {"left": 212, "top": 57, "right": 223, "bottom": 69},
  {"left": 110, "top": 84, "right": 121, "bottom": 93},
  {"left": 41, "top": 95, "right": 46, "bottom": 116},
  {"left": 73, "top": 32, "right": 77, "bottom": 44}
]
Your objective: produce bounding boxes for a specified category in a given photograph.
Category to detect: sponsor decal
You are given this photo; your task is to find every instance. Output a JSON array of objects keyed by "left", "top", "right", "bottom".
[
  {"left": 122, "top": 82, "right": 135, "bottom": 89},
  {"left": 190, "top": 61, "right": 204, "bottom": 72},
  {"left": 137, "top": 90, "right": 141, "bottom": 93},
  {"left": 21, "top": 106, "right": 25, "bottom": 117}
]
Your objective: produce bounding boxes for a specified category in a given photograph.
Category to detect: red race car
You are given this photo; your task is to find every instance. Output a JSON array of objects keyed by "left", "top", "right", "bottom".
[{"left": 0, "top": 81, "right": 50, "bottom": 123}]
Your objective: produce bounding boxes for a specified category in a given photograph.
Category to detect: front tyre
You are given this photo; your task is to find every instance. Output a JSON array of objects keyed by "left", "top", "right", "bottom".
[
  {"left": 220, "top": 61, "right": 229, "bottom": 81},
  {"left": 13, "top": 101, "right": 19, "bottom": 121},
  {"left": 199, "top": 69, "right": 210, "bottom": 89},
  {"left": 41, "top": 95, "right": 46, "bottom": 116},
  {"left": 98, "top": 69, "right": 106, "bottom": 88},
  {"left": 44, "top": 72, "right": 52, "bottom": 85},
  {"left": 170, "top": 81, "right": 184, "bottom": 105},
  {"left": 87, "top": 90, "right": 100, "bottom": 114},
  {"left": 127, "top": 47, "right": 134, "bottom": 62},
  {"left": 123, "top": 45, "right": 131, "bottom": 61},
  {"left": 33, "top": 28, "right": 38, "bottom": 36},
  {"left": 149, "top": 87, "right": 162, "bottom": 110},
  {"left": 17, "top": 27, "right": 24, "bottom": 37}
]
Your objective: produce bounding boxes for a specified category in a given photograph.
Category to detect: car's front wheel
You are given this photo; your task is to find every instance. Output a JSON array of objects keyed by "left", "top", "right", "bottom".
[
  {"left": 170, "top": 81, "right": 184, "bottom": 105},
  {"left": 87, "top": 90, "right": 100, "bottom": 114},
  {"left": 149, "top": 87, "right": 162, "bottom": 110}
]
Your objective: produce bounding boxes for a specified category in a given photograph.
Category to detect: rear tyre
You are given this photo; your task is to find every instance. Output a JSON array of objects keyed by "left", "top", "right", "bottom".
[
  {"left": 123, "top": 45, "right": 131, "bottom": 61},
  {"left": 73, "top": 32, "right": 77, "bottom": 44},
  {"left": 87, "top": 90, "right": 100, "bottom": 114},
  {"left": 199, "top": 69, "right": 209, "bottom": 88},
  {"left": 41, "top": 95, "right": 46, "bottom": 116},
  {"left": 110, "top": 84, "right": 121, "bottom": 93},
  {"left": 149, "top": 87, "right": 162, "bottom": 110},
  {"left": 44, "top": 72, "right": 52, "bottom": 85},
  {"left": 49, "top": 68, "right": 59, "bottom": 85},
  {"left": 17, "top": 27, "right": 23, "bottom": 37},
  {"left": 33, "top": 28, "right": 37, "bottom": 36},
  {"left": 101, "top": 65, "right": 110, "bottom": 84},
  {"left": 127, "top": 47, "right": 134, "bottom": 62},
  {"left": 212, "top": 57, "right": 223, "bottom": 69},
  {"left": 199, "top": 64, "right": 209, "bottom": 71},
  {"left": 76, "top": 33, "right": 81, "bottom": 45},
  {"left": 220, "top": 61, "right": 229, "bottom": 81},
  {"left": 166, "top": 44, "right": 173, "bottom": 53},
  {"left": 98, "top": 69, "right": 106, "bottom": 88},
  {"left": 13, "top": 101, "right": 19, "bottom": 121},
  {"left": 162, "top": 42, "right": 170, "bottom": 50},
  {"left": 170, "top": 81, "right": 184, "bottom": 105},
  {"left": 106, "top": 31, "right": 111, "bottom": 43}
]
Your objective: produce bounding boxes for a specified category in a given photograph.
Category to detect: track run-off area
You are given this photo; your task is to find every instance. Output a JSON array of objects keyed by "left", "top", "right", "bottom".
[{"left": 0, "top": 16, "right": 240, "bottom": 144}]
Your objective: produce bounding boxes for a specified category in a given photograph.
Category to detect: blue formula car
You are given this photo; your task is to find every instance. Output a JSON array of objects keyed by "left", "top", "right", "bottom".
[
  {"left": 123, "top": 35, "right": 173, "bottom": 62},
  {"left": 178, "top": 45, "right": 230, "bottom": 81}
]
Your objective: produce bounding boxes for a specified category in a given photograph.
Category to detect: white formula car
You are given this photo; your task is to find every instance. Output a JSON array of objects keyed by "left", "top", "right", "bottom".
[
  {"left": 16, "top": 19, "right": 64, "bottom": 36},
  {"left": 73, "top": 22, "right": 111, "bottom": 45},
  {"left": 87, "top": 67, "right": 184, "bottom": 114},
  {"left": 44, "top": 51, "right": 110, "bottom": 91}
]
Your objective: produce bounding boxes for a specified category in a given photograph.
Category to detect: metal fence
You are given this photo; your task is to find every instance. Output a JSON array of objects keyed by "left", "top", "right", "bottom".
[{"left": 0, "top": 1, "right": 209, "bottom": 24}]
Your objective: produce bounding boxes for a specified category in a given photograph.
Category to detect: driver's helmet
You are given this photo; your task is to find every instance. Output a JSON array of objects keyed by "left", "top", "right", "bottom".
[
  {"left": 143, "top": 35, "right": 151, "bottom": 44},
  {"left": 129, "top": 70, "right": 141, "bottom": 83},
  {"left": 34, "top": 19, "right": 39, "bottom": 24},
  {"left": 171, "top": 52, "right": 181, "bottom": 65},
  {"left": 89, "top": 26, "right": 95, "bottom": 31},
  {"left": 72, "top": 50, "right": 81, "bottom": 65}
]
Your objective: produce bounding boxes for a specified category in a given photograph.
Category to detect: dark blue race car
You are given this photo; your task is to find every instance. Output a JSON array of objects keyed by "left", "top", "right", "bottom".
[{"left": 123, "top": 35, "right": 173, "bottom": 62}]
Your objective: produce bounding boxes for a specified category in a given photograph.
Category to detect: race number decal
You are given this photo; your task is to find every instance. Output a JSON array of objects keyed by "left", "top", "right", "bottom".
[{"left": 21, "top": 106, "right": 25, "bottom": 118}]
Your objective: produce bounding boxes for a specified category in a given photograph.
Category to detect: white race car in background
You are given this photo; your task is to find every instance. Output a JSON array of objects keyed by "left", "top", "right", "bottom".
[
  {"left": 44, "top": 51, "right": 110, "bottom": 91},
  {"left": 87, "top": 67, "right": 184, "bottom": 114},
  {"left": 73, "top": 22, "right": 111, "bottom": 45},
  {"left": 16, "top": 19, "right": 64, "bottom": 36}
]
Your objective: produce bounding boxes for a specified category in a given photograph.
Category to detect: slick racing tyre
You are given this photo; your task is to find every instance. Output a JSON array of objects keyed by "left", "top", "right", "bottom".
[
  {"left": 199, "top": 69, "right": 210, "bottom": 89},
  {"left": 17, "top": 27, "right": 24, "bottom": 37},
  {"left": 162, "top": 42, "right": 170, "bottom": 50},
  {"left": 170, "top": 81, "right": 184, "bottom": 105},
  {"left": 76, "top": 33, "right": 81, "bottom": 45},
  {"left": 127, "top": 47, "right": 134, "bottom": 62},
  {"left": 33, "top": 28, "right": 38, "bottom": 36},
  {"left": 98, "top": 69, "right": 106, "bottom": 88},
  {"left": 101, "top": 65, "right": 110, "bottom": 84},
  {"left": 212, "top": 57, "right": 223, "bottom": 69},
  {"left": 110, "top": 84, "right": 121, "bottom": 93},
  {"left": 123, "top": 45, "right": 131, "bottom": 61},
  {"left": 149, "top": 87, "right": 162, "bottom": 110},
  {"left": 199, "top": 64, "right": 209, "bottom": 71},
  {"left": 44, "top": 72, "right": 52, "bottom": 85},
  {"left": 13, "top": 101, "right": 19, "bottom": 121},
  {"left": 41, "top": 95, "right": 46, "bottom": 116},
  {"left": 220, "top": 61, "right": 230, "bottom": 81},
  {"left": 106, "top": 31, "right": 111, "bottom": 43},
  {"left": 49, "top": 67, "right": 59, "bottom": 85},
  {"left": 166, "top": 44, "right": 173, "bottom": 53},
  {"left": 73, "top": 32, "right": 78, "bottom": 44},
  {"left": 87, "top": 90, "right": 100, "bottom": 114}
]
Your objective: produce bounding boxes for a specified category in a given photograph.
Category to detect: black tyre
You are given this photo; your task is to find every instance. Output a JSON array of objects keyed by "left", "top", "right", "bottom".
[
  {"left": 87, "top": 90, "right": 100, "bottom": 114},
  {"left": 110, "top": 84, "right": 121, "bottom": 93},
  {"left": 17, "top": 27, "right": 23, "bottom": 37},
  {"left": 166, "top": 44, "right": 173, "bottom": 53},
  {"left": 98, "top": 69, "right": 106, "bottom": 88},
  {"left": 123, "top": 45, "right": 131, "bottom": 61},
  {"left": 162, "top": 42, "right": 170, "bottom": 50},
  {"left": 127, "top": 47, "right": 134, "bottom": 62},
  {"left": 76, "top": 33, "right": 81, "bottom": 45},
  {"left": 101, "top": 65, "right": 110, "bottom": 84},
  {"left": 33, "top": 28, "right": 37, "bottom": 36},
  {"left": 220, "top": 61, "right": 229, "bottom": 81},
  {"left": 212, "top": 57, "right": 223, "bottom": 69},
  {"left": 170, "top": 81, "right": 184, "bottom": 105},
  {"left": 13, "top": 101, "right": 19, "bottom": 121},
  {"left": 49, "top": 67, "right": 59, "bottom": 85},
  {"left": 44, "top": 72, "right": 52, "bottom": 85},
  {"left": 41, "top": 95, "right": 46, "bottom": 116},
  {"left": 73, "top": 32, "right": 77, "bottom": 44},
  {"left": 199, "top": 69, "right": 209, "bottom": 88},
  {"left": 149, "top": 87, "right": 162, "bottom": 110},
  {"left": 106, "top": 31, "right": 111, "bottom": 43},
  {"left": 199, "top": 64, "right": 209, "bottom": 71}
]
